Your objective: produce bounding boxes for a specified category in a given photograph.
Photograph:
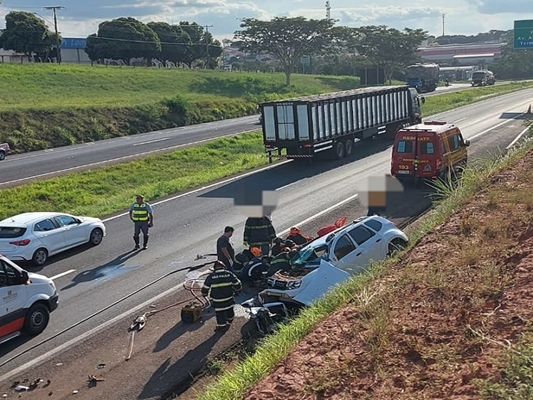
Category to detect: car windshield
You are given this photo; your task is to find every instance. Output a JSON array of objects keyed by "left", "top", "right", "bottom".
[
  {"left": 292, "top": 244, "right": 328, "bottom": 266},
  {"left": 472, "top": 72, "right": 485, "bottom": 79}
]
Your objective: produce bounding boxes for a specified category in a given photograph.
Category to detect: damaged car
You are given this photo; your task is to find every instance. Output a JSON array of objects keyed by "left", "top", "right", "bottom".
[{"left": 258, "top": 215, "right": 408, "bottom": 307}]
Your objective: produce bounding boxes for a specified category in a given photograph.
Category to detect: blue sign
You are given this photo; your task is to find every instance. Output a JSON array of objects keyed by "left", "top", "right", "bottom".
[{"left": 60, "top": 38, "right": 87, "bottom": 49}]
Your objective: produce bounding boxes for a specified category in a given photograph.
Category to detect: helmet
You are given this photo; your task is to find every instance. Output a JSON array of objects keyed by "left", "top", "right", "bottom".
[
  {"left": 250, "top": 246, "right": 261, "bottom": 257},
  {"left": 289, "top": 227, "right": 300, "bottom": 235},
  {"left": 284, "top": 239, "right": 296, "bottom": 249}
]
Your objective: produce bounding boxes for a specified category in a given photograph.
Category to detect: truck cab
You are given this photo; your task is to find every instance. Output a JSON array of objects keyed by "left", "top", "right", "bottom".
[{"left": 0, "top": 254, "right": 58, "bottom": 344}]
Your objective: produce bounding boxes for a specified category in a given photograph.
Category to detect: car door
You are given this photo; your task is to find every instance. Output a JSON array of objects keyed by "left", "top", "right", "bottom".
[
  {"left": 54, "top": 214, "right": 86, "bottom": 247},
  {"left": 32, "top": 218, "right": 68, "bottom": 255},
  {"left": 329, "top": 233, "right": 361, "bottom": 274},
  {"left": 0, "top": 259, "right": 27, "bottom": 336},
  {"left": 345, "top": 225, "right": 383, "bottom": 269}
]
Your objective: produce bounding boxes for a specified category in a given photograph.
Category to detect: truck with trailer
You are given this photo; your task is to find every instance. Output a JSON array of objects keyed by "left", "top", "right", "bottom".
[
  {"left": 405, "top": 63, "right": 440, "bottom": 93},
  {"left": 471, "top": 70, "right": 496, "bottom": 87},
  {"left": 260, "top": 86, "right": 424, "bottom": 162}
]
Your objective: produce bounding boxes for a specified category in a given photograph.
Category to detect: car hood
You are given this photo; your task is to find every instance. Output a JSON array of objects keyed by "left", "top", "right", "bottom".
[{"left": 293, "top": 259, "right": 349, "bottom": 306}]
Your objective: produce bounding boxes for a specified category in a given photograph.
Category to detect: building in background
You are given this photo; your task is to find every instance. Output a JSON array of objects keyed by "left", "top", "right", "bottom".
[
  {"left": 60, "top": 38, "right": 90, "bottom": 64},
  {"left": 417, "top": 43, "right": 503, "bottom": 67}
]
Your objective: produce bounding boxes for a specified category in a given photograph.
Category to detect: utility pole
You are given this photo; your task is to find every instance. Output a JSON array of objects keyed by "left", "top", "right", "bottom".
[
  {"left": 204, "top": 24, "right": 213, "bottom": 69},
  {"left": 441, "top": 13, "right": 445, "bottom": 37},
  {"left": 44, "top": 6, "right": 65, "bottom": 64}
]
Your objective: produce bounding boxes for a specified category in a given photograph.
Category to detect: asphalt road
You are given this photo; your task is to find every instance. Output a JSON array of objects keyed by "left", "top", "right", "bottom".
[
  {"left": 0, "top": 81, "right": 502, "bottom": 187},
  {"left": 0, "top": 88, "right": 532, "bottom": 382}
]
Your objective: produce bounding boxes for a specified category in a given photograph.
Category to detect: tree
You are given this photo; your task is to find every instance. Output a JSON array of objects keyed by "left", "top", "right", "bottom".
[
  {"left": 85, "top": 17, "right": 161, "bottom": 64},
  {"left": 354, "top": 26, "right": 428, "bottom": 83},
  {"left": 178, "top": 22, "right": 206, "bottom": 68},
  {"left": 0, "top": 11, "right": 59, "bottom": 58},
  {"left": 234, "top": 17, "right": 336, "bottom": 85},
  {"left": 147, "top": 22, "right": 191, "bottom": 65}
]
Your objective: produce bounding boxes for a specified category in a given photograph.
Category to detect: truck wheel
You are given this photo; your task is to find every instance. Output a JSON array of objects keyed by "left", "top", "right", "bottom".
[
  {"left": 344, "top": 139, "right": 354, "bottom": 157},
  {"left": 32, "top": 248, "right": 48, "bottom": 266},
  {"left": 0, "top": 151, "right": 5, "bottom": 161},
  {"left": 23, "top": 303, "right": 50, "bottom": 335},
  {"left": 333, "top": 141, "right": 345, "bottom": 159}
]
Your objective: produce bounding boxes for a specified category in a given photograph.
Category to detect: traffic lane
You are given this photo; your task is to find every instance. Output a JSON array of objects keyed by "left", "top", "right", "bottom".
[
  {"left": 0, "top": 118, "right": 527, "bottom": 376},
  {"left": 1, "top": 92, "right": 530, "bottom": 370},
  {"left": 0, "top": 115, "right": 259, "bottom": 186}
]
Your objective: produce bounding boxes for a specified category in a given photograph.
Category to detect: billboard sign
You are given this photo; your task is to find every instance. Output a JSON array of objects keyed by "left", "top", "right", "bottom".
[{"left": 514, "top": 20, "right": 533, "bottom": 49}]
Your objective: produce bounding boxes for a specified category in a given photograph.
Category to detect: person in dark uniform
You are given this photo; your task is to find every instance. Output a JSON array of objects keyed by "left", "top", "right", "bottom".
[
  {"left": 243, "top": 216, "right": 276, "bottom": 257},
  {"left": 201, "top": 261, "right": 242, "bottom": 332},
  {"left": 286, "top": 227, "right": 311, "bottom": 246},
  {"left": 216, "top": 226, "right": 235, "bottom": 270}
]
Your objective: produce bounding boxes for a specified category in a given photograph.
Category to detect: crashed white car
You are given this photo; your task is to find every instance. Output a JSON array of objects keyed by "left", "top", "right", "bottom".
[{"left": 260, "top": 215, "right": 408, "bottom": 307}]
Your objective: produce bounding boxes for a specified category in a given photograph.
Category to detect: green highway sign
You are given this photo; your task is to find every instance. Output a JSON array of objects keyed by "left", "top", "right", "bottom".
[{"left": 514, "top": 20, "right": 533, "bottom": 49}]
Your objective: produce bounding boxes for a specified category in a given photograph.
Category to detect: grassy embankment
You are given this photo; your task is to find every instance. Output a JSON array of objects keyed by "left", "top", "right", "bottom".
[
  {"left": 0, "top": 63, "right": 360, "bottom": 152},
  {"left": 195, "top": 129, "right": 533, "bottom": 400},
  {"left": 1, "top": 81, "right": 532, "bottom": 221}
]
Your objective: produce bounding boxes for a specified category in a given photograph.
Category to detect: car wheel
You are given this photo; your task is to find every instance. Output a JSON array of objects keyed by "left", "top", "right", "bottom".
[
  {"left": 387, "top": 238, "right": 408, "bottom": 256},
  {"left": 23, "top": 303, "right": 50, "bottom": 335},
  {"left": 32, "top": 248, "right": 48, "bottom": 266},
  {"left": 89, "top": 228, "right": 104, "bottom": 246},
  {"left": 344, "top": 139, "right": 354, "bottom": 157},
  {"left": 0, "top": 151, "right": 5, "bottom": 161}
]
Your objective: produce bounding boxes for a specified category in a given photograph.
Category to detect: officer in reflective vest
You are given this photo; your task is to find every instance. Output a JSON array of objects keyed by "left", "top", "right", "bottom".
[
  {"left": 201, "top": 261, "right": 242, "bottom": 332},
  {"left": 128, "top": 194, "right": 154, "bottom": 250}
]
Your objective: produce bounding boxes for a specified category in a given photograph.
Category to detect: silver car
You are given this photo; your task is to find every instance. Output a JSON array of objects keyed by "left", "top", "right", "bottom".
[{"left": 262, "top": 215, "right": 408, "bottom": 306}]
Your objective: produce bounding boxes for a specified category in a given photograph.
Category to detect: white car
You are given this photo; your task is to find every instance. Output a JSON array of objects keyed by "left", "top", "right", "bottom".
[
  {"left": 261, "top": 215, "right": 408, "bottom": 307},
  {"left": 0, "top": 212, "right": 106, "bottom": 266}
]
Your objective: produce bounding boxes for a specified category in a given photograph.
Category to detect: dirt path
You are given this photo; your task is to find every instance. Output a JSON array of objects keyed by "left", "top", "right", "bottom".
[{"left": 244, "top": 150, "right": 533, "bottom": 399}]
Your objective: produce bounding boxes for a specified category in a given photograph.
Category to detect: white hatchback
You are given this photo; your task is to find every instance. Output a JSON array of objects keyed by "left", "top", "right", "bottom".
[{"left": 0, "top": 212, "right": 106, "bottom": 266}]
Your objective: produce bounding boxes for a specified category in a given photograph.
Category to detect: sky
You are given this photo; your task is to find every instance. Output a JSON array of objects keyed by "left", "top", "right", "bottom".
[{"left": 1, "top": 0, "right": 532, "bottom": 42}]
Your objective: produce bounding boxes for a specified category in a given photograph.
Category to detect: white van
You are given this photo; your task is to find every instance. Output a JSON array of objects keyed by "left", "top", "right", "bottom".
[{"left": 0, "top": 254, "right": 58, "bottom": 344}]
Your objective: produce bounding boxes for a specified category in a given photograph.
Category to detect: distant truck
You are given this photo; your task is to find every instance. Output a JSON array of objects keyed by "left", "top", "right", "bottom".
[
  {"left": 405, "top": 63, "right": 440, "bottom": 93},
  {"left": 0, "top": 143, "right": 10, "bottom": 161},
  {"left": 471, "top": 70, "right": 496, "bottom": 87},
  {"left": 260, "top": 86, "right": 424, "bottom": 162}
]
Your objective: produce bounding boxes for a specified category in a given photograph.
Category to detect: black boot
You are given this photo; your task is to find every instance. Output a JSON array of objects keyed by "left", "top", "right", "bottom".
[
  {"left": 142, "top": 235, "right": 149, "bottom": 250},
  {"left": 134, "top": 236, "right": 140, "bottom": 250}
]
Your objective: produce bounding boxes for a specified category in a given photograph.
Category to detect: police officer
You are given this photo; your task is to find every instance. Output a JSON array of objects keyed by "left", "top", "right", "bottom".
[
  {"left": 128, "top": 194, "right": 154, "bottom": 250},
  {"left": 201, "top": 261, "right": 242, "bottom": 332}
]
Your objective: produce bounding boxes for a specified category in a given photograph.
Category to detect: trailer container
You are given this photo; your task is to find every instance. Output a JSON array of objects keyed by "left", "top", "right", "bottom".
[{"left": 261, "top": 86, "right": 423, "bottom": 161}]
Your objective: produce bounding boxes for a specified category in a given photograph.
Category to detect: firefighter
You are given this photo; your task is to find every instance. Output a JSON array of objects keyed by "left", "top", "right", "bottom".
[
  {"left": 266, "top": 248, "right": 299, "bottom": 276},
  {"left": 240, "top": 247, "right": 269, "bottom": 283},
  {"left": 232, "top": 247, "right": 255, "bottom": 277},
  {"left": 271, "top": 237, "right": 285, "bottom": 257},
  {"left": 286, "top": 227, "right": 312, "bottom": 246},
  {"left": 201, "top": 261, "right": 242, "bottom": 332},
  {"left": 243, "top": 216, "right": 276, "bottom": 256}
]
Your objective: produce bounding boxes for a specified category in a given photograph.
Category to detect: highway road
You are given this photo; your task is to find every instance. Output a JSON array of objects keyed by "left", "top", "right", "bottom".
[
  {"left": 0, "top": 82, "right": 483, "bottom": 187},
  {"left": 0, "top": 88, "right": 532, "bottom": 381}
]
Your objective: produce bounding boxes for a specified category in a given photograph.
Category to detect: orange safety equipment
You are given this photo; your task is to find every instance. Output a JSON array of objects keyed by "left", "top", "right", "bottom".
[
  {"left": 250, "top": 246, "right": 261, "bottom": 257},
  {"left": 289, "top": 227, "right": 300, "bottom": 235}
]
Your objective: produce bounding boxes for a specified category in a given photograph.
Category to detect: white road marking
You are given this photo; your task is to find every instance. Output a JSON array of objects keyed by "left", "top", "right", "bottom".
[
  {"left": 453, "top": 117, "right": 466, "bottom": 123},
  {"left": 506, "top": 126, "right": 531, "bottom": 150},
  {"left": 50, "top": 269, "right": 76, "bottom": 280},
  {"left": 103, "top": 158, "right": 291, "bottom": 221},
  {"left": 132, "top": 138, "right": 170, "bottom": 146},
  {"left": 468, "top": 112, "right": 525, "bottom": 141}
]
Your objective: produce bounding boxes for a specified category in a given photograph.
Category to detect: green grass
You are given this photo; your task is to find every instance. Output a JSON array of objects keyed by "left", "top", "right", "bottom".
[
  {"left": 0, "top": 64, "right": 361, "bottom": 111},
  {"left": 423, "top": 81, "right": 533, "bottom": 115},
  {"left": 194, "top": 131, "right": 533, "bottom": 399},
  {"left": 0, "top": 132, "right": 266, "bottom": 220}
]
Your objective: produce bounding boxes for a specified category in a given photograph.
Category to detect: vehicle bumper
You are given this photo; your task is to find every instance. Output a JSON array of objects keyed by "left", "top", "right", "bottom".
[{"left": 48, "top": 294, "right": 59, "bottom": 312}]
